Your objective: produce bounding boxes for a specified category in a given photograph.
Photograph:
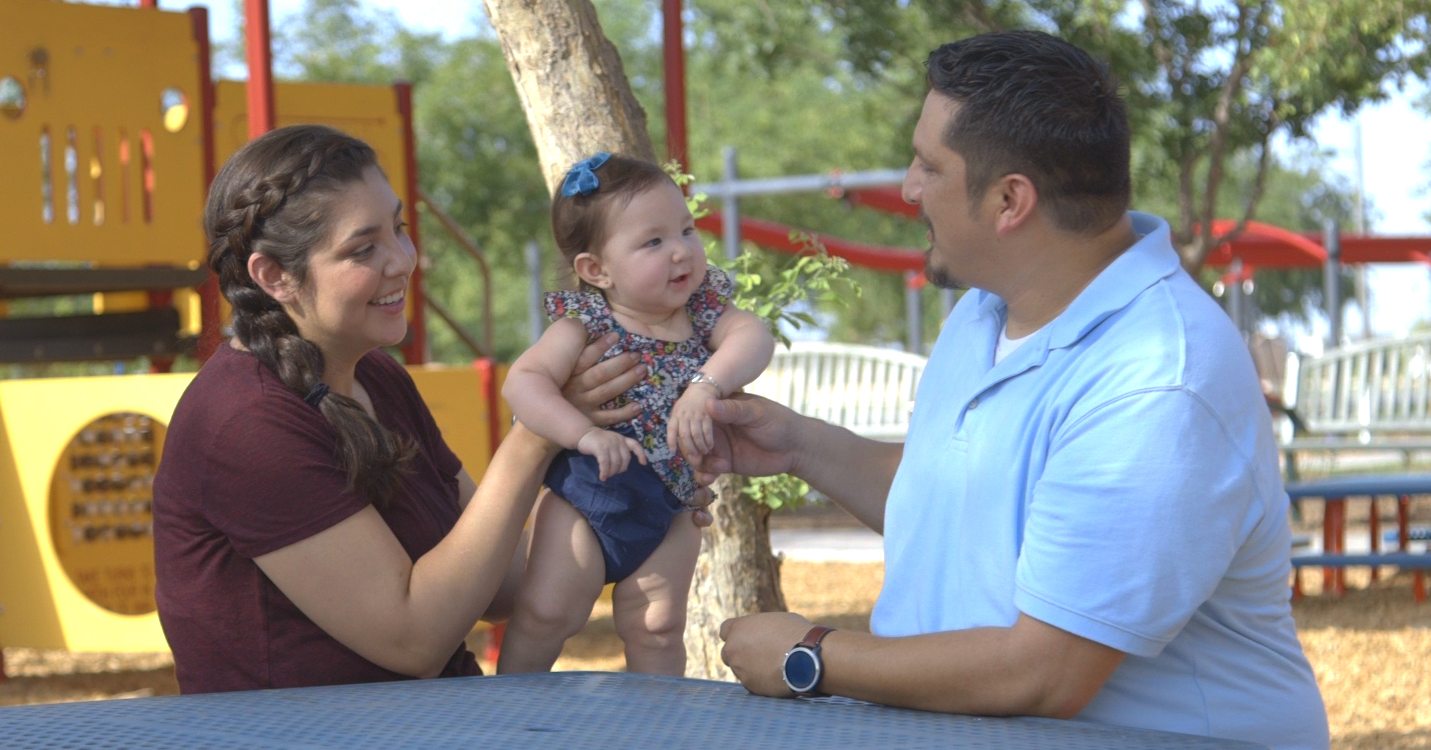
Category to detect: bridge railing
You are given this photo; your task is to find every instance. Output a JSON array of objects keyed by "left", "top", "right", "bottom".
[
  {"left": 747, "top": 342, "right": 926, "bottom": 442},
  {"left": 1286, "top": 334, "right": 1431, "bottom": 437}
]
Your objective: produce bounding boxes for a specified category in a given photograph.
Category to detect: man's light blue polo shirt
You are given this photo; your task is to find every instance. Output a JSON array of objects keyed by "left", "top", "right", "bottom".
[{"left": 872, "top": 213, "right": 1328, "bottom": 749}]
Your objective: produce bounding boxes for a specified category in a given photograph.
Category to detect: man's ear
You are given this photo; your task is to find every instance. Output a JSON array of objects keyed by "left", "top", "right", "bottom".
[
  {"left": 248, "top": 252, "right": 297, "bottom": 303},
  {"left": 573, "top": 253, "right": 613, "bottom": 290},
  {"left": 991, "top": 173, "right": 1038, "bottom": 236}
]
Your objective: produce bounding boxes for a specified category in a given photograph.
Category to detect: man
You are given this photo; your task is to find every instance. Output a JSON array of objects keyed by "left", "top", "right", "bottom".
[{"left": 705, "top": 30, "right": 1328, "bottom": 749}]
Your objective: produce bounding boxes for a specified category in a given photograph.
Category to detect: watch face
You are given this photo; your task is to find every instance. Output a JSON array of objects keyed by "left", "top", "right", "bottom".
[{"left": 783, "top": 648, "right": 819, "bottom": 692}]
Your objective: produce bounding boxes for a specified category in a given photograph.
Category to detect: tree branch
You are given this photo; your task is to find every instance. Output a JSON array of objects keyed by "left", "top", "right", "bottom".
[
  {"left": 1176, "top": 153, "right": 1197, "bottom": 248},
  {"left": 960, "top": 0, "right": 1008, "bottom": 33},
  {"left": 1139, "top": 0, "right": 1177, "bottom": 84},
  {"left": 1194, "top": 0, "right": 1260, "bottom": 267},
  {"left": 1212, "top": 108, "right": 1278, "bottom": 248}
]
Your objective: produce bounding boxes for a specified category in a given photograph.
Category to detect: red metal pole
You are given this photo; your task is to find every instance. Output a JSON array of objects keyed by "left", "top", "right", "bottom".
[
  {"left": 1322, "top": 498, "right": 1347, "bottom": 596},
  {"left": 1321, "top": 499, "right": 1333, "bottom": 595},
  {"left": 245, "top": 0, "right": 276, "bottom": 138},
  {"left": 1327, "top": 498, "right": 1339, "bottom": 598},
  {"left": 475, "top": 358, "right": 503, "bottom": 455},
  {"left": 190, "top": 7, "right": 223, "bottom": 362},
  {"left": 475, "top": 356, "right": 505, "bottom": 663},
  {"left": 395, "top": 83, "right": 427, "bottom": 365},
  {"left": 484, "top": 622, "right": 506, "bottom": 666},
  {"left": 662, "top": 0, "right": 688, "bottom": 172},
  {"left": 1402, "top": 495, "right": 1425, "bottom": 603},
  {"left": 1369, "top": 497, "right": 1381, "bottom": 582}
]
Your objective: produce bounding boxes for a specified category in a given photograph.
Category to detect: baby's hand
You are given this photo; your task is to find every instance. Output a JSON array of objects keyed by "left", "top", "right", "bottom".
[
  {"left": 577, "top": 427, "right": 647, "bottom": 481},
  {"left": 669, "top": 384, "right": 718, "bottom": 461}
]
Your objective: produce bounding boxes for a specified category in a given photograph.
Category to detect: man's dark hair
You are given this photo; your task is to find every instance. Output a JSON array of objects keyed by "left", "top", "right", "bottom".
[{"left": 926, "top": 31, "right": 1131, "bottom": 234}]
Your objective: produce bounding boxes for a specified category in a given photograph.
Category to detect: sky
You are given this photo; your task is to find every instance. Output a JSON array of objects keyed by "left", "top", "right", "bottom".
[{"left": 195, "top": 0, "right": 1431, "bottom": 340}]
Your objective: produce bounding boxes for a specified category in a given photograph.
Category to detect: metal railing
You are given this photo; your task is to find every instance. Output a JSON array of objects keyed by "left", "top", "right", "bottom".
[
  {"left": 417, "top": 187, "right": 494, "bottom": 358},
  {"left": 747, "top": 342, "right": 926, "bottom": 441},
  {"left": 1287, "top": 334, "right": 1431, "bottom": 435}
]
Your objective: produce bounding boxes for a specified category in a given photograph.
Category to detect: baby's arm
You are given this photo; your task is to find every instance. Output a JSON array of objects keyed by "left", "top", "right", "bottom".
[
  {"left": 503, "top": 319, "right": 646, "bottom": 479},
  {"left": 701, "top": 307, "right": 777, "bottom": 392},
  {"left": 669, "top": 307, "right": 776, "bottom": 459}
]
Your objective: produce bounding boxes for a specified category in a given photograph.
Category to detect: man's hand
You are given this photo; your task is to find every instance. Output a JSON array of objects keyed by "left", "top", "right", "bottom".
[
  {"left": 685, "top": 485, "right": 714, "bottom": 528},
  {"left": 561, "top": 333, "right": 645, "bottom": 427},
  {"left": 692, "top": 394, "right": 807, "bottom": 486},
  {"left": 719, "top": 611, "right": 815, "bottom": 698}
]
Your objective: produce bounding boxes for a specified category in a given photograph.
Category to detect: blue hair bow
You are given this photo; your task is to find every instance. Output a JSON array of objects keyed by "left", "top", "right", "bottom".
[{"left": 560, "top": 152, "right": 612, "bottom": 197}]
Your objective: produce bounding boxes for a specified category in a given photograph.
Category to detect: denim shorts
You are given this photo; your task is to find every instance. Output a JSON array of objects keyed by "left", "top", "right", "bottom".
[{"left": 543, "top": 436, "right": 684, "bottom": 584}]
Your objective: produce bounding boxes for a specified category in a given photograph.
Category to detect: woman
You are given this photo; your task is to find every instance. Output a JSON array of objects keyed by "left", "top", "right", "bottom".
[{"left": 152, "top": 124, "right": 703, "bottom": 693}]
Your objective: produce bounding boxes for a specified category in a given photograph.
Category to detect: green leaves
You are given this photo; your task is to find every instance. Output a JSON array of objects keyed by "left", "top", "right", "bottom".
[
  {"left": 265, "top": 0, "right": 1425, "bottom": 360},
  {"left": 717, "top": 232, "right": 861, "bottom": 349},
  {"left": 742, "top": 473, "right": 815, "bottom": 511},
  {"left": 669, "top": 164, "right": 862, "bottom": 349},
  {"left": 668, "top": 164, "right": 857, "bottom": 510}
]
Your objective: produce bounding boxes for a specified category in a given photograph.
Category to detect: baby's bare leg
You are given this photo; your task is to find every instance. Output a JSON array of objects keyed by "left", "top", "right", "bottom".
[
  {"left": 496, "top": 490, "right": 606, "bottom": 674},
  {"left": 611, "top": 514, "right": 702, "bottom": 675}
]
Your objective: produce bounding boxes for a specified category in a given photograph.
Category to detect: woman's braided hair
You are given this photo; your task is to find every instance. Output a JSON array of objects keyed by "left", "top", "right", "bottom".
[{"left": 205, "top": 124, "right": 415, "bottom": 507}]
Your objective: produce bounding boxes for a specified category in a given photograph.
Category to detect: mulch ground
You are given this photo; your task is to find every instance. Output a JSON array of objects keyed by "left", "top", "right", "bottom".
[{"left": 3, "top": 561, "right": 1428, "bottom": 749}]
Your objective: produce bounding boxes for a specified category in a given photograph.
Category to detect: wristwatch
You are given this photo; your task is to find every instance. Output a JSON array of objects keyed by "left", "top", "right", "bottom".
[
  {"left": 781, "top": 625, "right": 836, "bottom": 697},
  {"left": 688, "top": 371, "right": 723, "bottom": 396}
]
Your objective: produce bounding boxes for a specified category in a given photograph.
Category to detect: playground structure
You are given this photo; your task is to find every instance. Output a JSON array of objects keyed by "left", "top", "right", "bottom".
[{"left": 0, "top": 0, "right": 514, "bottom": 664}]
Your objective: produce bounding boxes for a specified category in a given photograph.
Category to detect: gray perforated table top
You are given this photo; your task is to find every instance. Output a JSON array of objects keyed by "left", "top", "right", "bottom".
[{"left": 0, "top": 671, "right": 1262, "bottom": 749}]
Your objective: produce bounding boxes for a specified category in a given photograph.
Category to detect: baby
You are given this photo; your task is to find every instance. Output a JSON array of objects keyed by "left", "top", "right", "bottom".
[{"left": 499, "top": 153, "right": 775, "bottom": 675}]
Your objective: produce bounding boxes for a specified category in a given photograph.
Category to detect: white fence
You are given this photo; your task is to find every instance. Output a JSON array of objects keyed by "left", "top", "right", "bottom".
[
  {"left": 747, "top": 342, "right": 926, "bottom": 441},
  {"left": 1287, "top": 334, "right": 1431, "bottom": 436}
]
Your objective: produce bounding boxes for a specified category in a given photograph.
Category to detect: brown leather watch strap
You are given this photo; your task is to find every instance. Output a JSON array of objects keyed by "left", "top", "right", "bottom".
[{"left": 797, "top": 625, "right": 836, "bottom": 650}]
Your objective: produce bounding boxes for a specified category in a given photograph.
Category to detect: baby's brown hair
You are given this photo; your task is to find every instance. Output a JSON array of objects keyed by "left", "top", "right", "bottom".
[{"left": 551, "top": 154, "right": 674, "bottom": 292}]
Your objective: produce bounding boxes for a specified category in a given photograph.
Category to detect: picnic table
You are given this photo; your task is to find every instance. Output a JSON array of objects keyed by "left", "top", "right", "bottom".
[
  {"left": 1285, "top": 473, "right": 1431, "bottom": 600},
  {"left": 0, "top": 671, "right": 1261, "bottom": 749}
]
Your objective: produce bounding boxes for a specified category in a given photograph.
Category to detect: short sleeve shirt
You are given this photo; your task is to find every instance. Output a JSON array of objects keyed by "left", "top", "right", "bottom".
[
  {"left": 153, "top": 344, "right": 478, "bottom": 693},
  {"left": 873, "top": 213, "right": 1328, "bottom": 749}
]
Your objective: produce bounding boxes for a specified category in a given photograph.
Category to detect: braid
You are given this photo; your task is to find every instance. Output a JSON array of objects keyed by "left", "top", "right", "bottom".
[{"left": 205, "top": 125, "right": 415, "bottom": 507}]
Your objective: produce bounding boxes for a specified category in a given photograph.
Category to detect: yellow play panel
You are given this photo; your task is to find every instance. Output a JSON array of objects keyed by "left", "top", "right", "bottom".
[
  {"left": 0, "top": 374, "right": 189, "bottom": 652},
  {"left": 0, "top": 364, "right": 503, "bottom": 653},
  {"left": 0, "top": 0, "right": 207, "bottom": 266}
]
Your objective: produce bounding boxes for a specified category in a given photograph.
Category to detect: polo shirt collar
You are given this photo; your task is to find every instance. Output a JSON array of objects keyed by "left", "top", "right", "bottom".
[
  {"left": 969, "top": 212, "right": 1179, "bottom": 330},
  {"left": 1045, "top": 212, "right": 1180, "bottom": 351}
]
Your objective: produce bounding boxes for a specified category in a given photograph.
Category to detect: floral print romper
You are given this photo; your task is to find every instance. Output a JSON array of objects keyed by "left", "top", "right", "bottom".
[{"left": 542, "top": 267, "right": 733, "bottom": 582}]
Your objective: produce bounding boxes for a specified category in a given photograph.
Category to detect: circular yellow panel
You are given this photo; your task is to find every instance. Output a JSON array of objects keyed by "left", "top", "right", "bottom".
[{"left": 48, "top": 412, "right": 165, "bottom": 615}]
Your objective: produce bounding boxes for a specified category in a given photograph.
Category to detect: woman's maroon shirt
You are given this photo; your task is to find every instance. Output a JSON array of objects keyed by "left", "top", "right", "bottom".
[{"left": 153, "top": 344, "right": 480, "bottom": 693}]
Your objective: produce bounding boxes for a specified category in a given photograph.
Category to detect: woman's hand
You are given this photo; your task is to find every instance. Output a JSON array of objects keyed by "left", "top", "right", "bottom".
[
  {"left": 577, "top": 426, "right": 648, "bottom": 481},
  {"left": 561, "top": 333, "right": 646, "bottom": 426},
  {"left": 669, "top": 384, "right": 718, "bottom": 461}
]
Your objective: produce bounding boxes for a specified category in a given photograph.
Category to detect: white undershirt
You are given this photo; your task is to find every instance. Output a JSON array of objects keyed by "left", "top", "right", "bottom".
[{"left": 994, "top": 323, "right": 1045, "bottom": 365}]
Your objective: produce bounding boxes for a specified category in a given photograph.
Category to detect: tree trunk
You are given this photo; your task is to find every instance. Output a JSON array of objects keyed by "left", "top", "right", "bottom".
[
  {"left": 480, "top": 0, "right": 656, "bottom": 195},
  {"left": 684, "top": 475, "right": 787, "bottom": 680},
  {"left": 483, "top": 0, "right": 786, "bottom": 678}
]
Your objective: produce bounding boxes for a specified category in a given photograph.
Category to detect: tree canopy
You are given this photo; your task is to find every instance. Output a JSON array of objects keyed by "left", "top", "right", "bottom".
[{"left": 251, "top": 0, "right": 1426, "bottom": 360}]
